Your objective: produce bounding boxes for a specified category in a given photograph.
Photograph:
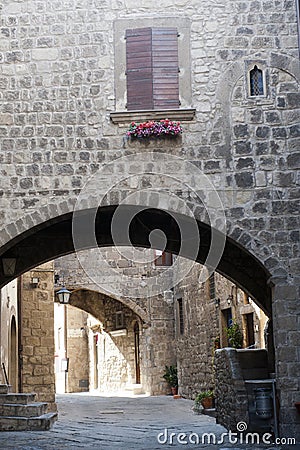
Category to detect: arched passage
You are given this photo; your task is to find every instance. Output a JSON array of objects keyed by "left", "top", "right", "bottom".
[
  {"left": 54, "top": 289, "right": 146, "bottom": 394},
  {"left": 0, "top": 205, "right": 272, "bottom": 316}
]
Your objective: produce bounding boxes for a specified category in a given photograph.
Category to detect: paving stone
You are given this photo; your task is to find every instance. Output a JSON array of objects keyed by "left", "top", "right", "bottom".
[{"left": 0, "top": 394, "right": 285, "bottom": 449}]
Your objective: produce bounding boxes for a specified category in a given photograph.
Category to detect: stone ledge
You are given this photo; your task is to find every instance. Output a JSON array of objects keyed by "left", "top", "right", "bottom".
[{"left": 110, "top": 108, "right": 196, "bottom": 124}]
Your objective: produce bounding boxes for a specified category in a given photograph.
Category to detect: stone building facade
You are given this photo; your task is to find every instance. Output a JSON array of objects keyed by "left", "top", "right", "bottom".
[
  {"left": 19, "top": 262, "right": 56, "bottom": 411},
  {"left": 0, "top": 0, "right": 298, "bottom": 439}
]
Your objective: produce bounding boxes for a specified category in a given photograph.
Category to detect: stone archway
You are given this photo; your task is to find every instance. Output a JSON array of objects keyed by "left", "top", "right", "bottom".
[
  {"left": 0, "top": 205, "right": 272, "bottom": 315},
  {"left": 0, "top": 201, "right": 297, "bottom": 437}
]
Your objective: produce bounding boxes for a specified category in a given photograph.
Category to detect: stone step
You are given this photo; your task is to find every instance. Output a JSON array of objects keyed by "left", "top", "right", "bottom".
[
  {"left": 125, "top": 384, "right": 145, "bottom": 395},
  {"left": 0, "top": 412, "right": 58, "bottom": 431},
  {"left": 0, "top": 402, "right": 48, "bottom": 418},
  {"left": 0, "top": 393, "right": 36, "bottom": 405},
  {"left": 0, "top": 385, "right": 12, "bottom": 394},
  {"left": 202, "top": 408, "right": 216, "bottom": 418}
]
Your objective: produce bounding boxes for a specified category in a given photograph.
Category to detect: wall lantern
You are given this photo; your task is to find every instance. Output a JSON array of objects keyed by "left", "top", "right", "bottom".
[
  {"left": 215, "top": 298, "right": 220, "bottom": 308},
  {"left": 2, "top": 257, "right": 17, "bottom": 277},
  {"left": 31, "top": 277, "right": 39, "bottom": 288},
  {"left": 56, "top": 286, "right": 71, "bottom": 304},
  {"left": 227, "top": 294, "right": 233, "bottom": 305}
]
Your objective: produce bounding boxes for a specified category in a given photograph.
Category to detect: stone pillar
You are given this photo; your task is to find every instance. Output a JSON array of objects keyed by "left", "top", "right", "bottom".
[
  {"left": 141, "top": 295, "right": 175, "bottom": 395},
  {"left": 20, "top": 263, "right": 56, "bottom": 411},
  {"left": 272, "top": 280, "right": 300, "bottom": 441}
]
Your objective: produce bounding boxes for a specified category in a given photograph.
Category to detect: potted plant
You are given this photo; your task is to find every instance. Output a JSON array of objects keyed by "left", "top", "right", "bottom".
[
  {"left": 226, "top": 320, "right": 243, "bottom": 349},
  {"left": 162, "top": 365, "right": 178, "bottom": 395},
  {"left": 194, "top": 390, "right": 214, "bottom": 410}
]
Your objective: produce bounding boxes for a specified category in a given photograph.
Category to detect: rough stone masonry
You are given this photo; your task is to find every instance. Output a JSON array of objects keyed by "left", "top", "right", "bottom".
[{"left": 0, "top": 0, "right": 299, "bottom": 439}]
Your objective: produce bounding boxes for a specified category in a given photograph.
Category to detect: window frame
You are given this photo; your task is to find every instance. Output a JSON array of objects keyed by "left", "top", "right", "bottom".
[
  {"left": 209, "top": 273, "right": 216, "bottom": 301},
  {"left": 112, "top": 17, "right": 193, "bottom": 117},
  {"left": 245, "top": 61, "right": 268, "bottom": 99},
  {"left": 154, "top": 249, "right": 173, "bottom": 267},
  {"left": 176, "top": 297, "right": 184, "bottom": 336},
  {"left": 115, "top": 311, "right": 125, "bottom": 330}
]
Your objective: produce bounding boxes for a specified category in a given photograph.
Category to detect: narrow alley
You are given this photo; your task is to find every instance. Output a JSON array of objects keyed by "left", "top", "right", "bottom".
[{"left": 0, "top": 393, "right": 283, "bottom": 450}]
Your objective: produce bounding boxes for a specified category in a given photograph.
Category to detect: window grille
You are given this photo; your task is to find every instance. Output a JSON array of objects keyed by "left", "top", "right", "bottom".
[
  {"left": 177, "top": 298, "right": 184, "bottom": 335},
  {"left": 250, "top": 65, "right": 264, "bottom": 96}
]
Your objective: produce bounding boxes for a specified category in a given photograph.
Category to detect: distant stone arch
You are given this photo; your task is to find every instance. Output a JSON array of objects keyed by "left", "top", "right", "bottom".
[{"left": 68, "top": 288, "right": 150, "bottom": 325}]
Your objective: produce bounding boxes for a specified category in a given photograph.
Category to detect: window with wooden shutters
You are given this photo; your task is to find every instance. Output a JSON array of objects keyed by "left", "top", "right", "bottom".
[
  {"left": 125, "top": 27, "right": 179, "bottom": 111},
  {"left": 154, "top": 250, "right": 173, "bottom": 267}
]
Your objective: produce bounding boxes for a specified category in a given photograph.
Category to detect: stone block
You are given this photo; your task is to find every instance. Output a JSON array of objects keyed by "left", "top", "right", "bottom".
[
  {"left": 0, "top": 114, "right": 13, "bottom": 125},
  {"left": 234, "top": 172, "right": 254, "bottom": 188},
  {"left": 233, "top": 124, "right": 249, "bottom": 138},
  {"left": 252, "top": 36, "right": 274, "bottom": 47},
  {"left": 287, "top": 152, "right": 300, "bottom": 169},
  {"left": 286, "top": 93, "right": 300, "bottom": 108},
  {"left": 32, "top": 48, "right": 59, "bottom": 60}
]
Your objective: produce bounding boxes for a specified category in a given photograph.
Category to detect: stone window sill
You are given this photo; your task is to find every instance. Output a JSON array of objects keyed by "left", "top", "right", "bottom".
[{"left": 110, "top": 108, "right": 196, "bottom": 124}]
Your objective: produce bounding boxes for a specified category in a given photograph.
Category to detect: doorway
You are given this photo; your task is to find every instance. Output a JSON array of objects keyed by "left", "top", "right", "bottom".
[
  {"left": 93, "top": 334, "right": 99, "bottom": 390},
  {"left": 9, "top": 316, "right": 18, "bottom": 392},
  {"left": 134, "top": 322, "right": 141, "bottom": 384},
  {"left": 244, "top": 312, "right": 255, "bottom": 348}
]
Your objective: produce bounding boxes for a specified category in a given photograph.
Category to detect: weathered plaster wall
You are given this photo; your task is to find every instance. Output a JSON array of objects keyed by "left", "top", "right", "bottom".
[
  {"left": 66, "top": 306, "right": 89, "bottom": 393},
  {"left": 0, "top": 279, "right": 18, "bottom": 390}
]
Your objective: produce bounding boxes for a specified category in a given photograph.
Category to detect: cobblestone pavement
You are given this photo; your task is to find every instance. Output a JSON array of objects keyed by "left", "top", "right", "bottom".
[{"left": 0, "top": 393, "right": 286, "bottom": 450}]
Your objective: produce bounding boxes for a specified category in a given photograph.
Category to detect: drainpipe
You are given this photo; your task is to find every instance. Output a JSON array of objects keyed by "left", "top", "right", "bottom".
[{"left": 297, "top": 0, "right": 300, "bottom": 58}]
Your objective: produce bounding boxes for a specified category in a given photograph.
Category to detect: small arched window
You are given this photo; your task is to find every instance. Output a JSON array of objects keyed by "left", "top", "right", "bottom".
[{"left": 249, "top": 65, "right": 264, "bottom": 96}]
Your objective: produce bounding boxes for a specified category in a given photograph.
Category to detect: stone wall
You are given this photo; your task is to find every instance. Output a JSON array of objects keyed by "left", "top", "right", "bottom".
[
  {"left": 174, "top": 266, "right": 268, "bottom": 400},
  {"left": 214, "top": 348, "right": 249, "bottom": 431},
  {"left": 87, "top": 298, "right": 138, "bottom": 393},
  {"left": 0, "top": 0, "right": 298, "bottom": 437},
  {"left": 144, "top": 293, "right": 176, "bottom": 395},
  {"left": 175, "top": 265, "right": 218, "bottom": 398},
  {"left": 55, "top": 247, "right": 173, "bottom": 321},
  {"left": 20, "top": 263, "right": 56, "bottom": 410},
  {"left": 95, "top": 331, "right": 135, "bottom": 392},
  {"left": 215, "top": 348, "right": 277, "bottom": 434}
]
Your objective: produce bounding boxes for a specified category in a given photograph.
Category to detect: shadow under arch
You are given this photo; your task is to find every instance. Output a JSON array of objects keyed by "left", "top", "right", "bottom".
[{"left": 0, "top": 205, "right": 272, "bottom": 315}]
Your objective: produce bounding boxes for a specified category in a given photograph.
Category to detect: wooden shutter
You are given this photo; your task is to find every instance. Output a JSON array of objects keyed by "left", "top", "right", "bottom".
[
  {"left": 152, "top": 28, "right": 179, "bottom": 110},
  {"left": 154, "top": 250, "right": 173, "bottom": 266},
  {"left": 126, "top": 27, "right": 179, "bottom": 111},
  {"left": 126, "top": 28, "right": 154, "bottom": 110}
]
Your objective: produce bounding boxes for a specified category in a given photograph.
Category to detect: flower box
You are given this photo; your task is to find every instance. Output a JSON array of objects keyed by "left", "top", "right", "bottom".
[{"left": 126, "top": 119, "right": 182, "bottom": 139}]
